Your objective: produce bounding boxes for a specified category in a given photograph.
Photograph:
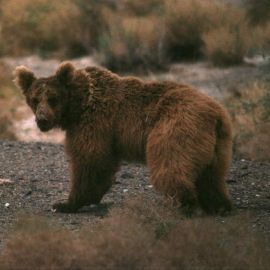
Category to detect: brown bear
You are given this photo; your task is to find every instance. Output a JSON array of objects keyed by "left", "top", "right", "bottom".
[{"left": 14, "top": 62, "right": 233, "bottom": 214}]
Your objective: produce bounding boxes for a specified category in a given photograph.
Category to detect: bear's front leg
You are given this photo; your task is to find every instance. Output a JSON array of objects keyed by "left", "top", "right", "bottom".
[{"left": 53, "top": 157, "right": 119, "bottom": 213}]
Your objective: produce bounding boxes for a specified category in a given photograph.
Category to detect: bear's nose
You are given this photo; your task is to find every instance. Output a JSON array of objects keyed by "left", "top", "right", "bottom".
[
  {"left": 37, "top": 118, "right": 49, "bottom": 126},
  {"left": 36, "top": 118, "right": 51, "bottom": 131}
]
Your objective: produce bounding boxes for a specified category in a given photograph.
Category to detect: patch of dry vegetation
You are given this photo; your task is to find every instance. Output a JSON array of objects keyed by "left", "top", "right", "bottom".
[
  {"left": 246, "top": 0, "right": 270, "bottom": 25},
  {"left": 202, "top": 6, "right": 251, "bottom": 66},
  {"left": 0, "top": 62, "right": 20, "bottom": 140},
  {"left": 0, "top": 0, "right": 269, "bottom": 69},
  {"left": 97, "top": 0, "right": 257, "bottom": 70},
  {"left": 164, "top": 0, "right": 225, "bottom": 60},
  {"left": 97, "top": 8, "right": 166, "bottom": 71},
  {"left": 0, "top": 197, "right": 269, "bottom": 270},
  {"left": 0, "top": 0, "right": 86, "bottom": 58},
  {"left": 225, "top": 82, "right": 270, "bottom": 161}
]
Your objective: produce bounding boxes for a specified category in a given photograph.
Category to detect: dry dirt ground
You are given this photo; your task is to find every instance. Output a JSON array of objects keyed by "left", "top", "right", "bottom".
[{"left": 0, "top": 140, "right": 269, "bottom": 250}]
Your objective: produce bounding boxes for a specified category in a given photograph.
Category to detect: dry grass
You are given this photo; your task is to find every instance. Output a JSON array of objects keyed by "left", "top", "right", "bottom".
[
  {"left": 98, "top": 0, "right": 254, "bottom": 70},
  {"left": 203, "top": 23, "right": 251, "bottom": 66},
  {"left": 0, "top": 0, "right": 85, "bottom": 58},
  {"left": 252, "top": 23, "right": 270, "bottom": 54},
  {"left": 0, "top": 196, "right": 269, "bottom": 270},
  {"left": 0, "top": 0, "right": 265, "bottom": 69},
  {"left": 225, "top": 82, "right": 270, "bottom": 161},
  {"left": 118, "top": 0, "right": 164, "bottom": 16},
  {"left": 201, "top": 3, "right": 252, "bottom": 66},
  {"left": 164, "top": 0, "right": 224, "bottom": 60},
  {"left": 246, "top": 0, "right": 270, "bottom": 25},
  {"left": 0, "top": 62, "right": 20, "bottom": 140},
  {"left": 97, "top": 8, "right": 166, "bottom": 71}
]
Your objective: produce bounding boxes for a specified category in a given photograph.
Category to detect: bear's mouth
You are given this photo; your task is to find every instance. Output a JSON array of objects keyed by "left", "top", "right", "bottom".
[{"left": 36, "top": 119, "right": 53, "bottom": 132}]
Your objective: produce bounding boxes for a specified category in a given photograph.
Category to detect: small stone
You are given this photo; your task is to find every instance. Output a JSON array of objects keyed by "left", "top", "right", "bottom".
[
  {"left": 123, "top": 189, "right": 128, "bottom": 193},
  {"left": 121, "top": 172, "right": 134, "bottom": 179},
  {"left": 5, "top": 203, "right": 10, "bottom": 208},
  {"left": 0, "top": 179, "right": 14, "bottom": 185},
  {"left": 255, "top": 194, "right": 260, "bottom": 197},
  {"left": 227, "top": 178, "right": 236, "bottom": 183},
  {"left": 24, "top": 190, "right": 32, "bottom": 196}
]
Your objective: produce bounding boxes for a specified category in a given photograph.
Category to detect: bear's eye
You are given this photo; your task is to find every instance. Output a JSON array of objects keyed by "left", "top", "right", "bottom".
[
  {"left": 32, "top": 98, "right": 39, "bottom": 107},
  {"left": 48, "top": 97, "right": 58, "bottom": 107}
]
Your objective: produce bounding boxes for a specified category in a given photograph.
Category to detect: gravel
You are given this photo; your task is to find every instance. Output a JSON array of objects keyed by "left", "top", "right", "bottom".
[{"left": 0, "top": 140, "right": 269, "bottom": 249}]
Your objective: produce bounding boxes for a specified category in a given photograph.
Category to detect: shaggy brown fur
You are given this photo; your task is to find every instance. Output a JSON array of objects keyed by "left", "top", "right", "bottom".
[{"left": 14, "top": 62, "right": 233, "bottom": 214}]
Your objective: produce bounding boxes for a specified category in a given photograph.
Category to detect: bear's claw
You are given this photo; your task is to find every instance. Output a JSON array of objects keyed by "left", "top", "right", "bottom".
[{"left": 52, "top": 201, "right": 79, "bottom": 213}]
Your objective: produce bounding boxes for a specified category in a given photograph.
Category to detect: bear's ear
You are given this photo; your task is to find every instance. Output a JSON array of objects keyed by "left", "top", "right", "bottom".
[
  {"left": 13, "top": 66, "right": 36, "bottom": 93},
  {"left": 55, "top": 62, "right": 75, "bottom": 85}
]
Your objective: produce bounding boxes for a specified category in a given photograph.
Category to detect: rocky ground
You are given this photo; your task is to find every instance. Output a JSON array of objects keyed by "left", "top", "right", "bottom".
[{"left": 0, "top": 140, "right": 269, "bottom": 250}]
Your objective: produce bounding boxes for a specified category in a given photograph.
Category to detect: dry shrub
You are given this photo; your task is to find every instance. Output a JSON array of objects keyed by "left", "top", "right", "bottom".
[
  {"left": 0, "top": 217, "right": 84, "bottom": 270},
  {"left": 118, "top": 0, "right": 164, "bottom": 16},
  {"left": 246, "top": 0, "right": 270, "bottom": 25},
  {"left": 0, "top": 0, "right": 85, "bottom": 58},
  {"left": 98, "top": 8, "right": 166, "bottom": 71},
  {"left": 1, "top": 197, "right": 269, "bottom": 270},
  {"left": 252, "top": 23, "right": 270, "bottom": 54},
  {"left": 164, "top": 0, "right": 228, "bottom": 60},
  {"left": 73, "top": 0, "right": 114, "bottom": 52},
  {"left": 203, "top": 22, "right": 251, "bottom": 66},
  {"left": 98, "top": 0, "right": 254, "bottom": 70},
  {"left": 201, "top": 4, "right": 251, "bottom": 66},
  {"left": 0, "top": 62, "right": 19, "bottom": 140},
  {"left": 226, "top": 82, "right": 270, "bottom": 160},
  {"left": 0, "top": 113, "right": 17, "bottom": 141},
  {"left": 150, "top": 218, "right": 268, "bottom": 270}
]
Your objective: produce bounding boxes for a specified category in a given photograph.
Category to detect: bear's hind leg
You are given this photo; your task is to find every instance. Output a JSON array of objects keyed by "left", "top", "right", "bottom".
[
  {"left": 149, "top": 163, "right": 198, "bottom": 211},
  {"left": 196, "top": 164, "right": 232, "bottom": 215},
  {"left": 146, "top": 130, "right": 198, "bottom": 213},
  {"left": 196, "top": 137, "right": 232, "bottom": 215}
]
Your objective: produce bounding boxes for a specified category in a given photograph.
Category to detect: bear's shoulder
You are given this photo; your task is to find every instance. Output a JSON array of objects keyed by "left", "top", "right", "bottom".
[{"left": 84, "top": 66, "right": 118, "bottom": 81}]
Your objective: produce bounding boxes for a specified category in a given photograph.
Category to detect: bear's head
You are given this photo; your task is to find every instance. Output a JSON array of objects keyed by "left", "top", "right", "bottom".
[{"left": 14, "top": 62, "right": 75, "bottom": 132}]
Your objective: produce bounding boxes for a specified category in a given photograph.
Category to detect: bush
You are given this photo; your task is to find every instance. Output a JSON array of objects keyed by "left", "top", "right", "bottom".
[
  {"left": 1, "top": 197, "right": 269, "bottom": 270},
  {"left": 118, "top": 0, "right": 164, "bottom": 16},
  {"left": 246, "top": 0, "right": 270, "bottom": 25},
  {"left": 97, "top": 8, "right": 167, "bottom": 71},
  {"left": 225, "top": 82, "right": 270, "bottom": 160},
  {"left": 252, "top": 23, "right": 270, "bottom": 54},
  {"left": 73, "top": 0, "right": 114, "bottom": 52},
  {"left": 0, "top": 62, "right": 19, "bottom": 140},
  {"left": 0, "top": 0, "right": 262, "bottom": 69},
  {"left": 203, "top": 22, "right": 250, "bottom": 66},
  {"left": 0, "top": 0, "right": 86, "bottom": 58},
  {"left": 164, "top": 0, "right": 227, "bottom": 60}
]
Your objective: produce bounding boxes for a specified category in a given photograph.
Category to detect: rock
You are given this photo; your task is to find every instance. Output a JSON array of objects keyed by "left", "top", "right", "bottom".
[
  {"left": 121, "top": 172, "right": 134, "bottom": 179},
  {"left": 0, "top": 179, "right": 14, "bottom": 185}
]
